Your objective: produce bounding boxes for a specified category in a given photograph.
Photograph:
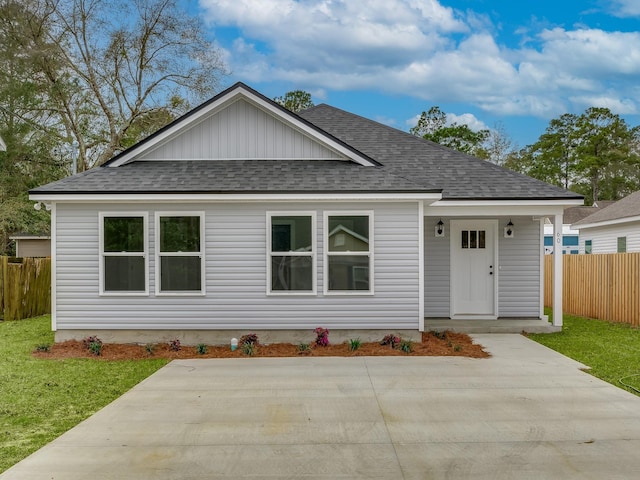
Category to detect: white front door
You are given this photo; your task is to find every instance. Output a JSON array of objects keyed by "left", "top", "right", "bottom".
[{"left": 450, "top": 220, "right": 497, "bottom": 318}]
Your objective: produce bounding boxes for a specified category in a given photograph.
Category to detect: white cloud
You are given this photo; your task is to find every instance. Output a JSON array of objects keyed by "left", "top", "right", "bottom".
[
  {"left": 609, "top": 0, "right": 640, "bottom": 17},
  {"left": 200, "top": 0, "right": 640, "bottom": 119},
  {"left": 446, "top": 113, "right": 488, "bottom": 131}
]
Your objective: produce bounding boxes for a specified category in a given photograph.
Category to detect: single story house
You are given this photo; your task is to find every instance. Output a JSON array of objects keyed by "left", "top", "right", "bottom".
[
  {"left": 9, "top": 233, "right": 51, "bottom": 258},
  {"left": 0, "top": 134, "right": 6, "bottom": 152},
  {"left": 572, "top": 191, "right": 640, "bottom": 253},
  {"left": 30, "top": 83, "right": 583, "bottom": 344}
]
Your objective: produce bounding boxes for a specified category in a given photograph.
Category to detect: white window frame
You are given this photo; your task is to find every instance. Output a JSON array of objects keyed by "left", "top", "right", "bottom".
[
  {"left": 323, "top": 211, "right": 374, "bottom": 295},
  {"left": 266, "top": 211, "right": 317, "bottom": 295},
  {"left": 99, "top": 212, "right": 149, "bottom": 296},
  {"left": 155, "top": 211, "right": 205, "bottom": 296}
]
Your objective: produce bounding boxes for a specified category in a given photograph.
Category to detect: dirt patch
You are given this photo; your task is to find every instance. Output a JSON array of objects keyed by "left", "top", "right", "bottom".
[{"left": 33, "top": 331, "right": 490, "bottom": 360}]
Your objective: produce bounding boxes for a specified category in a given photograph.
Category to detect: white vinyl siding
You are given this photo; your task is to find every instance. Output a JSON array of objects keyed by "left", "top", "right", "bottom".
[
  {"left": 579, "top": 222, "right": 640, "bottom": 253},
  {"left": 497, "top": 217, "right": 540, "bottom": 317},
  {"left": 53, "top": 202, "right": 419, "bottom": 331},
  {"left": 137, "top": 98, "right": 344, "bottom": 161},
  {"left": 424, "top": 218, "right": 450, "bottom": 317}
]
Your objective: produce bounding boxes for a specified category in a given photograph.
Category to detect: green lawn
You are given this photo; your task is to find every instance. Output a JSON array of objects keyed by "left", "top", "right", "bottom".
[
  {"left": 529, "top": 313, "right": 640, "bottom": 396},
  {"left": 0, "top": 315, "right": 168, "bottom": 473}
]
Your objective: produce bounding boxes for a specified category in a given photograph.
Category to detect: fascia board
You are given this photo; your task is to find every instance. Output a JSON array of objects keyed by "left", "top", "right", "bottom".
[
  {"left": 107, "top": 86, "right": 377, "bottom": 168},
  {"left": 426, "top": 199, "right": 583, "bottom": 217},
  {"left": 29, "top": 192, "right": 443, "bottom": 203}
]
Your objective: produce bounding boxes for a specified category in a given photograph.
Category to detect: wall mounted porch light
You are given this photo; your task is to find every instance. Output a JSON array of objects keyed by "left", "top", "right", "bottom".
[
  {"left": 504, "top": 219, "right": 514, "bottom": 238},
  {"left": 435, "top": 219, "right": 445, "bottom": 237}
]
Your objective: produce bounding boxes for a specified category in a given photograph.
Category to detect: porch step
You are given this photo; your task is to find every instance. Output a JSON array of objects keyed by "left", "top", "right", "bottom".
[{"left": 424, "top": 318, "right": 561, "bottom": 334}]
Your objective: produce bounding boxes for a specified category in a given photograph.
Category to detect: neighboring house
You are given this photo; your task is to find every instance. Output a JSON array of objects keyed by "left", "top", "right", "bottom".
[
  {"left": 543, "top": 202, "right": 615, "bottom": 254},
  {"left": 29, "top": 83, "right": 582, "bottom": 344},
  {"left": 9, "top": 234, "right": 51, "bottom": 257},
  {"left": 573, "top": 191, "right": 640, "bottom": 254}
]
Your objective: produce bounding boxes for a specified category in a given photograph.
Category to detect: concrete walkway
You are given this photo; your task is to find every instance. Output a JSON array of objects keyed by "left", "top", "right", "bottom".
[{"left": 3, "top": 335, "right": 640, "bottom": 479}]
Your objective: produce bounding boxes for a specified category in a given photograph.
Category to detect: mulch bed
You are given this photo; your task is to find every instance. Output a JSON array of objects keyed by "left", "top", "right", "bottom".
[{"left": 33, "top": 331, "right": 490, "bottom": 360}]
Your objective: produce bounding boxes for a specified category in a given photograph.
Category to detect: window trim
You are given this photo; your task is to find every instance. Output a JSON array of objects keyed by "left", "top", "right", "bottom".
[
  {"left": 323, "top": 211, "right": 374, "bottom": 296},
  {"left": 155, "top": 211, "right": 205, "bottom": 296},
  {"left": 266, "top": 211, "right": 317, "bottom": 296},
  {"left": 99, "top": 212, "right": 149, "bottom": 296}
]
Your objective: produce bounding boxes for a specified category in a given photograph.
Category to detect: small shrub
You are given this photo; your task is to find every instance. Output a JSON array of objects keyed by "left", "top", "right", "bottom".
[
  {"left": 34, "top": 344, "right": 51, "bottom": 353},
  {"left": 399, "top": 340, "right": 413, "bottom": 353},
  {"left": 453, "top": 344, "right": 462, "bottom": 352},
  {"left": 348, "top": 338, "right": 362, "bottom": 351},
  {"left": 239, "top": 333, "right": 259, "bottom": 346},
  {"left": 432, "top": 330, "right": 448, "bottom": 340},
  {"left": 82, "top": 336, "right": 103, "bottom": 356},
  {"left": 298, "top": 342, "right": 311, "bottom": 354},
  {"left": 242, "top": 342, "right": 256, "bottom": 356},
  {"left": 168, "top": 339, "right": 181, "bottom": 351},
  {"left": 380, "top": 334, "right": 401, "bottom": 348},
  {"left": 196, "top": 343, "right": 208, "bottom": 355},
  {"left": 144, "top": 344, "right": 155, "bottom": 355},
  {"left": 314, "top": 327, "right": 330, "bottom": 347},
  {"left": 82, "top": 335, "right": 102, "bottom": 350},
  {"left": 446, "top": 340, "right": 453, "bottom": 348}
]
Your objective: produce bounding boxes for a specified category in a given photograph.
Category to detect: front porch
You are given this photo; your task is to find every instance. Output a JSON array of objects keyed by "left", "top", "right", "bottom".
[{"left": 424, "top": 318, "right": 560, "bottom": 334}]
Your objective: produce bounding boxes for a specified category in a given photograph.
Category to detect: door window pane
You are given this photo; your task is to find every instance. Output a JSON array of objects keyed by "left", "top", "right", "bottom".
[
  {"left": 470, "top": 230, "right": 477, "bottom": 249},
  {"left": 462, "top": 230, "right": 469, "bottom": 249},
  {"left": 479, "top": 230, "right": 486, "bottom": 249}
]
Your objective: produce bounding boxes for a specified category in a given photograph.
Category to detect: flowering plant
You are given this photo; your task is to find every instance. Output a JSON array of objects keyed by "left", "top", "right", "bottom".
[
  {"left": 380, "top": 334, "right": 401, "bottom": 348},
  {"left": 314, "top": 327, "right": 330, "bottom": 347}
]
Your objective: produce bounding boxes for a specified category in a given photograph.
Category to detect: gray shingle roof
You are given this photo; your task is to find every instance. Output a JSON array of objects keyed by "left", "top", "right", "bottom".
[
  {"left": 31, "top": 83, "right": 582, "bottom": 201},
  {"left": 298, "top": 104, "right": 581, "bottom": 200},
  {"left": 32, "top": 160, "right": 434, "bottom": 194},
  {"left": 572, "top": 191, "right": 640, "bottom": 226}
]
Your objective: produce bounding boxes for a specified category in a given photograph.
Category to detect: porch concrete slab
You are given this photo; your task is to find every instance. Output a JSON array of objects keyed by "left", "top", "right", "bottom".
[
  {"left": 425, "top": 318, "right": 561, "bottom": 333},
  {"left": 4, "top": 334, "right": 640, "bottom": 479}
]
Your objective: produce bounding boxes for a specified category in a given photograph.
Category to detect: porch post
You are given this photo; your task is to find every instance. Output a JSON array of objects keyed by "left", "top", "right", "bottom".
[
  {"left": 552, "top": 213, "right": 563, "bottom": 327},
  {"left": 418, "top": 201, "right": 425, "bottom": 331}
]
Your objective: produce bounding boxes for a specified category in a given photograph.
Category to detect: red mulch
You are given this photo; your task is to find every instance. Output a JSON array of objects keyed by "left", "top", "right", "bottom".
[{"left": 33, "top": 331, "right": 490, "bottom": 360}]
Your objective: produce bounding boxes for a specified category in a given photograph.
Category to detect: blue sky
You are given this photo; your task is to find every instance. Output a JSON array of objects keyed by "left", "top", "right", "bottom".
[{"left": 195, "top": 0, "right": 640, "bottom": 148}]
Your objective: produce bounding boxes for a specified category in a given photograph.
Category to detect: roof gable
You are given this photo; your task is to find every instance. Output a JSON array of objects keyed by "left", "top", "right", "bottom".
[
  {"left": 573, "top": 191, "right": 640, "bottom": 228},
  {"left": 107, "top": 83, "right": 378, "bottom": 167}
]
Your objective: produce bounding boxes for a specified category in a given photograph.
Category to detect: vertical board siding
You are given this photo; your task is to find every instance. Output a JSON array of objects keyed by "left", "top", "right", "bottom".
[
  {"left": 54, "top": 202, "right": 420, "bottom": 330},
  {"left": 137, "top": 99, "right": 343, "bottom": 161},
  {"left": 498, "top": 217, "right": 541, "bottom": 317},
  {"left": 425, "top": 216, "right": 541, "bottom": 318},
  {"left": 544, "top": 253, "right": 640, "bottom": 326},
  {"left": 578, "top": 222, "right": 640, "bottom": 254},
  {"left": 424, "top": 218, "right": 450, "bottom": 316}
]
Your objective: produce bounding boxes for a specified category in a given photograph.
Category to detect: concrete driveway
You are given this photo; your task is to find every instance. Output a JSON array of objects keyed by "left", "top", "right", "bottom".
[{"left": 3, "top": 334, "right": 640, "bottom": 479}]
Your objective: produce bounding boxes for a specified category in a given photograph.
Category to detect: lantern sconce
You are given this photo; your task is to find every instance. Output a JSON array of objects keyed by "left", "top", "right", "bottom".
[
  {"left": 435, "top": 219, "right": 445, "bottom": 237},
  {"left": 504, "top": 219, "right": 515, "bottom": 238}
]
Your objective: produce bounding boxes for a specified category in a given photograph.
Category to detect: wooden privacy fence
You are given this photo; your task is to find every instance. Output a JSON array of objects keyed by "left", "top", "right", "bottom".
[
  {"left": 544, "top": 253, "right": 640, "bottom": 326},
  {"left": 0, "top": 256, "right": 51, "bottom": 321}
]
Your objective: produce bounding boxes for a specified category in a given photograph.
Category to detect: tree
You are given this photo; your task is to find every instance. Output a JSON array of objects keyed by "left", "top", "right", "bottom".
[
  {"left": 274, "top": 90, "right": 314, "bottom": 113},
  {"left": 410, "top": 106, "right": 490, "bottom": 157},
  {"left": 505, "top": 107, "right": 640, "bottom": 204},
  {"left": 33, "top": 0, "right": 227, "bottom": 172},
  {"left": 484, "top": 122, "right": 515, "bottom": 166}
]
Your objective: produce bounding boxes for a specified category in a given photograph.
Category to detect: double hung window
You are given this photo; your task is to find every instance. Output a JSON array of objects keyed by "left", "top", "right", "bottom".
[
  {"left": 268, "top": 213, "right": 316, "bottom": 294},
  {"left": 100, "top": 213, "right": 148, "bottom": 294},
  {"left": 156, "top": 213, "right": 204, "bottom": 294},
  {"left": 325, "top": 212, "right": 373, "bottom": 294}
]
